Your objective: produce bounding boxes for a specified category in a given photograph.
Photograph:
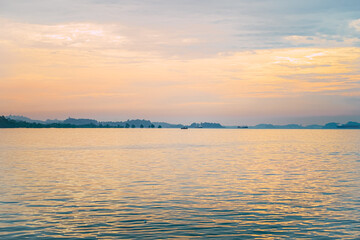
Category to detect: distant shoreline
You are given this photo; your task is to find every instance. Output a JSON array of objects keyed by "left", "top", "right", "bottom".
[{"left": 1, "top": 116, "right": 360, "bottom": 129}]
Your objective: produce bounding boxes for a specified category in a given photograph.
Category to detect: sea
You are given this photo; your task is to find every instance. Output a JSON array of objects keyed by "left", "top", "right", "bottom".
[{"left": 0, "top": 129, "right": 359, "bottom": 239}]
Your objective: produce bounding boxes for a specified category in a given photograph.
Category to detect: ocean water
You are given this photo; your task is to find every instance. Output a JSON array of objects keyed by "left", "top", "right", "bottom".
[{"left": 0, "top": 129, "right": 359, "bottom": 239}]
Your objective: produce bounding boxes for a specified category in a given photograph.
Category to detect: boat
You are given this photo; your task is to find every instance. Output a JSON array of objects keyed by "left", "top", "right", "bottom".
[{"left": 181, "top": 126, "right": 188, "bottom": 129}]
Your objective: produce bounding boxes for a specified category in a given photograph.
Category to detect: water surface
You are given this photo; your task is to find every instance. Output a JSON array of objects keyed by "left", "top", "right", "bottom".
[{"left": 0, "top": 129, "right": 359, "bottom": 239}]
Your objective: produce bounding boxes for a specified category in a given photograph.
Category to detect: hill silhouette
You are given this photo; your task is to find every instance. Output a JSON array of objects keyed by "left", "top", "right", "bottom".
[{"left": 1, "top": 115, "right": 360, "bottom": 129}]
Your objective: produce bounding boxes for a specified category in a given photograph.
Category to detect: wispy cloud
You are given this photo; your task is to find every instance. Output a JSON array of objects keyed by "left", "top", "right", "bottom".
[
  {"left": 350, "top": 19, "right": 360, "bottom": 32},
  {"left": 0, "top": 19, "right": 126, "bottom": 49},
  {"left": 2, "top": 1, "right": 360, "bottom": 54},
  {"left": 284, "top": 34, "right": 360, "bottom": 47}
]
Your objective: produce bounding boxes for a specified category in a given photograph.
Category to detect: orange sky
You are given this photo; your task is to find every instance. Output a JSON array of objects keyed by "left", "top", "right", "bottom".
[{"left": 1, "top": 1, "right": 360, "bottom": 124}]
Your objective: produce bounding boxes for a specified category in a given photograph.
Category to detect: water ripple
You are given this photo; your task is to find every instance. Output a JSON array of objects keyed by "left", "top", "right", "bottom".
[{"left": 0, "top": 129, "right": 359, "bottom": 239}]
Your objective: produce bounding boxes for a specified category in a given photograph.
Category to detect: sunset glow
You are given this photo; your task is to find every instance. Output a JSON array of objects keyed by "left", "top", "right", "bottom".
[{"left": 1, "top": 1, "right": 359, "bottom": 124}]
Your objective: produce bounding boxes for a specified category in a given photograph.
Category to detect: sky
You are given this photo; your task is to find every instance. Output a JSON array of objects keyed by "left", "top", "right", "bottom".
[{"left": 0, "top": 0, "right": 360, "bottom": 125}]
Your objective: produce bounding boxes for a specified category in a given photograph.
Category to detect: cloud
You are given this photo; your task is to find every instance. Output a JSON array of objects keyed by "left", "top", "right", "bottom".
[
  {"left": 272, "top": 50, "right": 326, "bottom": 65},
  {"left": 0, "top": 18, "right": 230, "bottom": 59},
  {"left": 0, "top": 19, "right": 126, "bottom": 49},
  {"left": 284, "top": 34, "right": 360, "bottom": 47},
  {"left": 305, "top": 52, "right": 325, "bottom": 59},
  {"left": 2, "top": 0, "right": 360, "bottom": 54},
  {"left": 350, "top": 19, "right": 360, "bottom": 32}
]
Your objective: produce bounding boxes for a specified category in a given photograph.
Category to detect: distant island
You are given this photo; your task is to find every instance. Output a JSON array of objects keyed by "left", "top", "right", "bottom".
[
  {"left": 0, "top": 115, "right": 224, "bottom": 129},
  {"left": 0, "top": 115, "right": 359, "bottom": 129}
]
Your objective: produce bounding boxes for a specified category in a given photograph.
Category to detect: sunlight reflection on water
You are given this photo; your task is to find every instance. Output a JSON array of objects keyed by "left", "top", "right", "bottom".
[{"left": 0, "top": 129, "right": 359, "bottom": 239}]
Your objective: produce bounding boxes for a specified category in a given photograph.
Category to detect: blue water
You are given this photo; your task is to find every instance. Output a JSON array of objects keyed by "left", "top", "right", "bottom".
[{"left": 0, "top": 129, "right": 359, "bottom": 239}]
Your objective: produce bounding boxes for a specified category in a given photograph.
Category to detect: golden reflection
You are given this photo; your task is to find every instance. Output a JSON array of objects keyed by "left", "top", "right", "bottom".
[{"left": 0, "top": 129, "right": 359, "bottom": 238}]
